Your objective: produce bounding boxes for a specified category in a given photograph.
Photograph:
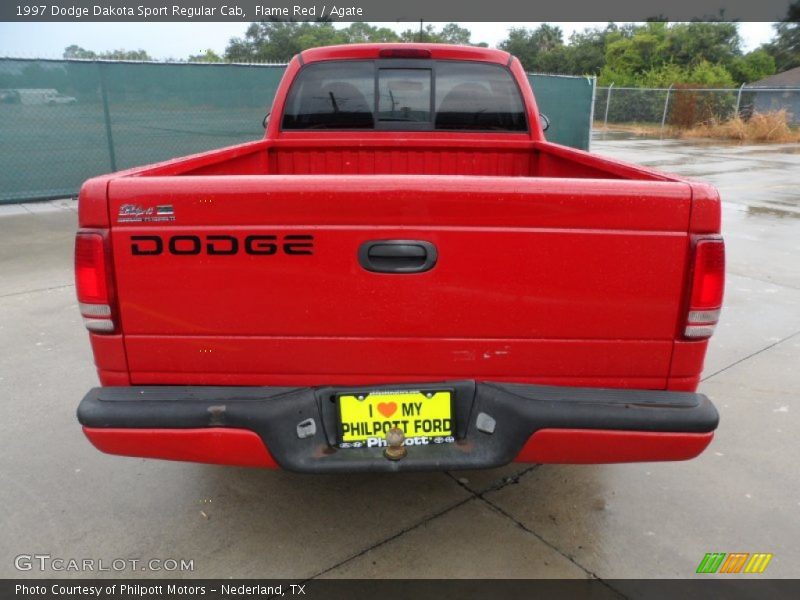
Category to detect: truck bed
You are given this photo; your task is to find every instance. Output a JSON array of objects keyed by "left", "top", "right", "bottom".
[{"left": 130, "top": 135, "right": 678, "bottom": 181}]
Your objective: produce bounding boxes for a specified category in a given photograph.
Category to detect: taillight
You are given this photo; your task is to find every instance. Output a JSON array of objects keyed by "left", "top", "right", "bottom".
[
  {"left": 684, "top": 236, "right": 725, "bottom": 339},
  {"left": 75, "top": 231, "right": 115, "bottom": 333}
]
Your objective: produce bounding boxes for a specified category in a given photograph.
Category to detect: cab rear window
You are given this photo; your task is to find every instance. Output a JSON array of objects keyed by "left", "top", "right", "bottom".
[{"left": 281, "top": 60, "right": 527, "bottom": 132}]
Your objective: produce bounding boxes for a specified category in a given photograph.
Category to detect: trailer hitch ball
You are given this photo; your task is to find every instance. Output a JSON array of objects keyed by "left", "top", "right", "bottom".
[{"left": 384, "top": 427, "right": 407, "bottom": 461}]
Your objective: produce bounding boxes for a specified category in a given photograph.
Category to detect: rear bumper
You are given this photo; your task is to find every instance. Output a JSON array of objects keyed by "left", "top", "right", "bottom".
[{"left": 77, "top": 381, "right": 718, "bottom": 472}]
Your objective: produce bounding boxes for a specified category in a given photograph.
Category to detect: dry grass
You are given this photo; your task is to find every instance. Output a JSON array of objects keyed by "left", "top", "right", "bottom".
[
  {"left": 594, "top": 121, "right": 671, "bottom": 137},
  {"left": 595, "top": 122, "right": 664, "bottom": 136},
  {"left": 681, "top": 110, "right": 800, "bottom": 143},
  {"left": 596, "top": 111, "right": 800, "bottom": 143}
]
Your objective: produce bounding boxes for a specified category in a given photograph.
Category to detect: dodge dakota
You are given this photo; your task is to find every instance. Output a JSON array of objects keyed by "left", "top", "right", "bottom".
[{"left": 75, "top": 44, "right": 724, "bottom": 472}]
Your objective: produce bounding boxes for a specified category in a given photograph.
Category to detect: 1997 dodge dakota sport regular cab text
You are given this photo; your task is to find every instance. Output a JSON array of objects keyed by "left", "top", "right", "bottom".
[{"left": 75, "top": 44, "right": 725, "bottom": 472}]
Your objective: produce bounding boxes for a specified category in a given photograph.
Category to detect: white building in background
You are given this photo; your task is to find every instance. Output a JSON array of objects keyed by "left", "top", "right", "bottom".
[{"left": 16, "top": 88, "right": 77, "bottom": 105}]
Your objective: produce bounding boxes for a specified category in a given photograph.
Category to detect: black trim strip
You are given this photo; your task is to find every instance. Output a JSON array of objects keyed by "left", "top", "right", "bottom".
[{"left": 78, "top": 381, "right": 718, "bottom": 473}]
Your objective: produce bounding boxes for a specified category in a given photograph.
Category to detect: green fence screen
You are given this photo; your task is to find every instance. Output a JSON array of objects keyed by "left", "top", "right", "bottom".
[
  {"left": 0, "top": 59, "right": 284, "bottom": 204},
  {"left": 0, "top": 59, "right": 594, "bottom": 204},
  {"left": 528, "top": 73, "right": 595, "bottom": 152}
]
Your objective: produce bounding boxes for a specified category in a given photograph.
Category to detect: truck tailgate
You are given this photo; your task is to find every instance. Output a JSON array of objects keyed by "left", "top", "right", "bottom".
[{"left": 107, "top": 175, "right": 692, "bottom": 387}]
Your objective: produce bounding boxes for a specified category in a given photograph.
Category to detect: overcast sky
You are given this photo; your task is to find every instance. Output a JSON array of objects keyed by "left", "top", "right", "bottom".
[{"left": 0, "top": 22, "right": 779, "bottom": 60}]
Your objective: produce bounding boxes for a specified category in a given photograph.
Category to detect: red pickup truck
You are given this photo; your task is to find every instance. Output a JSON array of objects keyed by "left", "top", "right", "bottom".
[{"left": 75, "top": 44, "right": 724, "bottom": 472}]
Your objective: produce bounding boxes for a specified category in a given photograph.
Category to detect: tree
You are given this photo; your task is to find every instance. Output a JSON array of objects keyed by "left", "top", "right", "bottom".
[
  {"left": 341, "top": 22, "right": 399, "bottom": 43},
  {"left": 499, "top": 25, "right": 566, "bottom": 72},
  {"left": 398, "top": 23, "right": 477, "bottom": 44},
  {"left": 226, "top": 21, "right": 483, "bottom": 62},
  {"left": 63, "top": 45, "right": 96, "bottom": 59},
  {"left": 596, "top": 22, "right": 748, "bottom": 85},
  {"left": 188, "top": 49, "right": 223, "bottom": 63},
  {"left": 604, "top": 28, "right": 664, "bottom": 75},
  {"left": 662, "top": 22, "right": 740, "bottom": 69},
  {"left": 496, "top": 20, "right": 777, "bottom": 84},
  {"left": 563, "top": 25, "right": 617, "bottom": 75},
  {"left": 103, "top": 49, "right": 151, "bottom": 61},
  {"left": 684, "top": 60, "right": 736, "bottom": 86},
  {"left": 225, "top": 22, "right": 347, "bottom": 63},
  {"left": 438, "top": 23, "right": 473, "bottom": 45},
  {"left": 730, "top": 49, "right": 776, "bottom": 83},
  {"left": 62, "top": 45, "right": 151, "bottom": 61},
  {"left": 764, "top": 1, "right": 800, "bottom": 71}
]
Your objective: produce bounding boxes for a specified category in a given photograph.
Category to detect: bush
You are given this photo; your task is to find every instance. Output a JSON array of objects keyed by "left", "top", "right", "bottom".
[{"left": 668, "top": 86, "right": 737, "bottom": 128}]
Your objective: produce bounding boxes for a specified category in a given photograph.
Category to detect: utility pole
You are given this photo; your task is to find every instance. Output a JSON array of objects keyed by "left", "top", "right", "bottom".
[{"left": 419, "top": 20, "right": 423, "bottom": 42}]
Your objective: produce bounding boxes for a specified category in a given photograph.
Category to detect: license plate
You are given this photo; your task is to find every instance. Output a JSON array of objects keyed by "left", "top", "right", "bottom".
[{"left": 337, "top": 390, "right": 454, "bottom": 448}]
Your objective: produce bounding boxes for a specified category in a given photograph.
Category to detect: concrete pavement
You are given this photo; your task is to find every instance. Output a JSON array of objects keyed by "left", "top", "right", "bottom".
[{"left": 0, "top": 138, "right": 797, "bottom": 582}]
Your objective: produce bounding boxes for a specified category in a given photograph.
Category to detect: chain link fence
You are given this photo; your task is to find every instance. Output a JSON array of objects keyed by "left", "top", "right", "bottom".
[
  {"left": 595, "top": 85, "right": 800, "bottom": 130},
  {"left": 0, "top": 58, "right": 595, "bottom": 204}
]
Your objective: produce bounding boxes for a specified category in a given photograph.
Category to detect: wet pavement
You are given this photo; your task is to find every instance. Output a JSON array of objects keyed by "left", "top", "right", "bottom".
[{"left": 0, "top": 138, "right": 798, "bottom": 583}]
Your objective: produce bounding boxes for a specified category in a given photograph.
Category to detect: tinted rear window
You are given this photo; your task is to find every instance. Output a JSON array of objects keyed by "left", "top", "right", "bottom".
[
  {"left": 281, "top": 61, "right": 374, "bottom": 130},
  {"left": 282, "top": 60, "right": 527, "bottom": 132},
  {"left": 378, "top": 69, "right": 432, "bottom": 123}
]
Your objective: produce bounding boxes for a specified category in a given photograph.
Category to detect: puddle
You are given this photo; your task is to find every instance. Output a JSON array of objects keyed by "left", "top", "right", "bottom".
[
  {"left": 745, "top": 146, "right": 800, "bottom": 156},
  {"left": 758, "top": 197, "right": 800, "bottom": 208},
  {"left": 592, "top": 129, "right": 737, "bottom": 146},
  {"left": 747, "top": 205, "right": 800, "bottom": 219},
  {"left": 592, "top": 130, "right": 656, "bottom": 141}
]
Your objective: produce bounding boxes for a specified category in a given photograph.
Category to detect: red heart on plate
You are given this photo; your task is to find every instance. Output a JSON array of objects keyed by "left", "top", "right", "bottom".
[{"left": 377, "top": 402, "right": 397, "bottom": 418}]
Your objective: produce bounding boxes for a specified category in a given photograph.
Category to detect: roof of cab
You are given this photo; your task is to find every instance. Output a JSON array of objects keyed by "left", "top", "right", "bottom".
[{"left": 298, "top": 43, "right": 512, "bottom": 66}]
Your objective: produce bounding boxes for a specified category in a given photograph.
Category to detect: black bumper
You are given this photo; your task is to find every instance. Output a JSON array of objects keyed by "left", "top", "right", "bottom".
[{"left": 77, "top": 381, "right": 718, "bottom": 473}]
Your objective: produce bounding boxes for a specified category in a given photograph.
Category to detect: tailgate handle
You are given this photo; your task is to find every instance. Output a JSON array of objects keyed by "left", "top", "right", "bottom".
[{"left": 359, "top": 240, "right": 437, "bottom": 274}]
